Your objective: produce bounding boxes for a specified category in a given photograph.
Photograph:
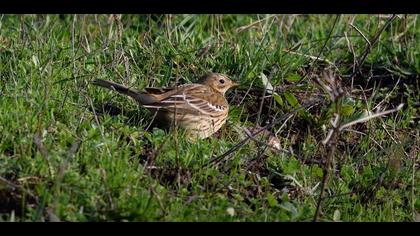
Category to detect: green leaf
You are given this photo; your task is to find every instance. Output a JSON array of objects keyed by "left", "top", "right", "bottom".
[
  {"left": 267, "top": 192, "right": 278, "bottom": 207},
  {"left": 284, "top": 158, "right": 299, "bottom": 174},
  {"left": 341, "top": 105, "right": 355, "bottom": 117},
  {"left": 280, "top": 202, "right": 298, "bottom": 217},
  {"left": 280, "top": 192, "right": 290, "bottom": 202},
  {"left": 313, "top": 166, "right": 324, "bottom": 178},
  {"left": 285, "top": 73, "right": 301, "bottom": 83},
  {"left": 415, "top": 198, "right": 420, "bottom": 209},
  {"left": 247, "top": 71, "right": 257, "bottom": 79},
  {"left": 284, "top": 92, "right": 299, "bottom": 108},
  {"left": 273, "top": 93, "right": 284, "bottom": 106},
  {"left": 143, "top": 131, "right": 152, "bottom": 142}
]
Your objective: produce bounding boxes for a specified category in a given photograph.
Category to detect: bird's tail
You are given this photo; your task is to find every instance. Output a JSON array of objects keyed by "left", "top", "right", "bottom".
[{"left": 92, "top": 79, "right": 157, "bottom": 104}]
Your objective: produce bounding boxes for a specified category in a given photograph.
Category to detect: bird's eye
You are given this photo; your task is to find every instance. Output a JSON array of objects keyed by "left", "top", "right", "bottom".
[{"left": 219, "top": 79, "right": 225, "bottom": 84}]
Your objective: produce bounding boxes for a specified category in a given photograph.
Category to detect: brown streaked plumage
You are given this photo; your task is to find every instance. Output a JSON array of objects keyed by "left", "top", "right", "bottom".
[{"left": 92, "top": 73, "right": 238, "bottom": 140}]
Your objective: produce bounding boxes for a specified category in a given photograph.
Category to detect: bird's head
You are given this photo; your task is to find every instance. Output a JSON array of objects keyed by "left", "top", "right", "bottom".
[{"left": 198, "top": 73, "right": 239, "bottom": 95}]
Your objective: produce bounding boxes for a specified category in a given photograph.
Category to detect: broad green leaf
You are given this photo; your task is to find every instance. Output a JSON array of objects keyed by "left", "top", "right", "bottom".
[
  {"left": 284, "top": 91, "right": 299, "bottom": 107},
  {"left": 280, "top": 202, "right": 298, "bottom": 217},
  {"left": 273, "top": 93, "right": 284, "bottom": 106},
  {"left": 285, "top": 73, "right": 301, "bottom": 83},
  {"left": 313, "top": 166, "right": 324, "bottom": 178}
]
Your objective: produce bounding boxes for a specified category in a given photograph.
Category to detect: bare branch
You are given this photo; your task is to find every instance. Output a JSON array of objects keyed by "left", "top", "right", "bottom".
[{"left": 339, "top": 104, "right": 404, "bottom": 131}]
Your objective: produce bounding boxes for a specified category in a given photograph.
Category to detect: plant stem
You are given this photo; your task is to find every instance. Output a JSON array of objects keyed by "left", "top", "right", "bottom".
[{"left": 313, "top": 130, "right": 338, "bottom": 221}]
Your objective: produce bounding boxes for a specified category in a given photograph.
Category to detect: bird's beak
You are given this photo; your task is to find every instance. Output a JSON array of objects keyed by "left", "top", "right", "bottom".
[{"left": 231, "top": 82, "right": 240, "bottom": 88}]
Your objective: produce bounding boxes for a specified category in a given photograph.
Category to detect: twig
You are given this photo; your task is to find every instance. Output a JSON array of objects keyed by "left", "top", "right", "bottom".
[
  {"left": 314, "top": 115, "right": 340, "bottom": 221},
  {"left": 372, "top": 78, "right": 400, "bottom": 111},
  {"left": 49, "top": 138, "right": 82, "bottom": 222},
  {"left": 33, "top": 132, "right": 54, "bottom": 178},
  {"left": 339, "top": 104, "right": 404, "bottom": 131},
  {"left": 349, "top": 23, "right": 371, "bottom": 48}
]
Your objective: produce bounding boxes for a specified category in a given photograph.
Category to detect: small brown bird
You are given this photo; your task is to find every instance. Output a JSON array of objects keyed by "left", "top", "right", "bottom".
[{"left": 92, "top": 73, "right": 238, "bottom": 140}]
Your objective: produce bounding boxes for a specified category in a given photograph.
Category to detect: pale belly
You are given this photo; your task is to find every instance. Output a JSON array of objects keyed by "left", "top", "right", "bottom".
[{"left": 159, "top": 111, "right": 227, "bottom": 139}]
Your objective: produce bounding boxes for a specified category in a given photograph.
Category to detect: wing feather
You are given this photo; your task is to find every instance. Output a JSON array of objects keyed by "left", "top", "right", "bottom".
[{"left": 142, "top": 84, "right": 228, "bottom": 116}]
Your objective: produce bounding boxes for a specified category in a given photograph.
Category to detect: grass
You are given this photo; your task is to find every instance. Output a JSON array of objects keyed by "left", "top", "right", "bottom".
[{"left": 0, "top": 14, "right": 419, "bottom": 222}]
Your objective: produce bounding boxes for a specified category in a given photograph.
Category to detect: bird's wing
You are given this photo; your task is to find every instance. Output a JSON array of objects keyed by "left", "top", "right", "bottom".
[{"left": 143, "top": 84, "right": 228, "bottom": 116}]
